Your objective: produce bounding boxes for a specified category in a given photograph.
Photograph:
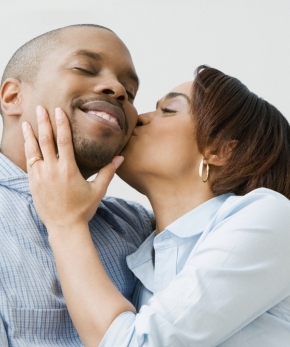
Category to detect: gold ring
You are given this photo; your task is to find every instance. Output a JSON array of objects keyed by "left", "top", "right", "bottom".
[{"left": 28, "top": 156, "right": 43, "bottom": 167}]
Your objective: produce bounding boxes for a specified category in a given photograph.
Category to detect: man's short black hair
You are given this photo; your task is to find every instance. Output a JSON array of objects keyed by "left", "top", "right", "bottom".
[
  {"left": 0, "top": 24, "right": 113, "bottom": 117},
  {"left": 1, "top": 24, "right": 113, "bottom": 86}
]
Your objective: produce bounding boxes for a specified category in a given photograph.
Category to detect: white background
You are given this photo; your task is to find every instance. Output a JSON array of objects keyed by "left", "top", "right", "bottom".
[{"left": 0, "top": 0, "right": 289, "bottom": 209}]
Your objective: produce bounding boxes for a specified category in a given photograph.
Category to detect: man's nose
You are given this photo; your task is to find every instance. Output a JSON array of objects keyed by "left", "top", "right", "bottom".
[{"left": 93, "top": 76, "right": 127, "bottom": 103}]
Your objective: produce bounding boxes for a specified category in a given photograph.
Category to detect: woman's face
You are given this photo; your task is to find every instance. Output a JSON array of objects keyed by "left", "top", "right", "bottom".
[{"left": 118, "top": 81, "right": 203, "bottom": 191}]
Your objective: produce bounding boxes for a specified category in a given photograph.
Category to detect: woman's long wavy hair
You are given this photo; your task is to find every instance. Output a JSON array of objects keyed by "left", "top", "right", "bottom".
[{"left": 192, "top": 65, "right": 290, "bottom": 199}]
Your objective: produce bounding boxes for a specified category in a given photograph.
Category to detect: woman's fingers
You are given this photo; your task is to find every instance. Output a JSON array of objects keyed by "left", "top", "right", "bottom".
[
  {"left": 22, "top": 105, "right": 123, "bottom": 227},
  {"left": 22, "top": 121, "right": 43, "bottom": 172},
  {"left": 91, "top": 156, "right": 124, "bottom": 197},
  {"left": 36, "top": 106, "right": 56, "bottom": 163},
  {"left": 54, "top": 107, "right": 75, "bottom": 164},
  {"left": 22, "top": 106, "right": 76, "bottom": 171},
  {"left": 22, "top": 105, "right": 58, "bottom": 172}
]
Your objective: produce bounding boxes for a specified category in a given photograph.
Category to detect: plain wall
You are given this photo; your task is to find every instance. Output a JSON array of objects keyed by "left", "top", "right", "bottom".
[{"left": 1, "top": 0, "right": 289, "bottom": 208}]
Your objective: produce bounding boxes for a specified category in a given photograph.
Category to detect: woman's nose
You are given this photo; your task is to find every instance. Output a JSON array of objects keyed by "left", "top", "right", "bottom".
[{"left": 136, "top": 112, "right": 153, "bottom": 126}]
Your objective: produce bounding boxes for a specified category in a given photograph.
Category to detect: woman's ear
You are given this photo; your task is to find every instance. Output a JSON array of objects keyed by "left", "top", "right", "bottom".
[
  {"left": 0, "top": 78, "right": 23, "bottom": 116},
  {"left": 204, "top": 140, "right": 238, "bottom": 167}
]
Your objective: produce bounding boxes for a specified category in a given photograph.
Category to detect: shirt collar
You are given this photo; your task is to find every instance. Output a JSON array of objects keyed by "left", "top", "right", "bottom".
[
  {"left": 165, "top": 193, "right": 232, "bottom": 238},
  {"left": 0, "top": 153, "right": 31, "bottom": 196},
  {"left": 127, "top": 194, "right": 233, "bottom": 290}
]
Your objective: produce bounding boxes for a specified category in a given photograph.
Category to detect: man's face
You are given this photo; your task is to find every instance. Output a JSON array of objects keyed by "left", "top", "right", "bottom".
[{"left": 22, "top": 27, "right": 139, "bottom": 178}]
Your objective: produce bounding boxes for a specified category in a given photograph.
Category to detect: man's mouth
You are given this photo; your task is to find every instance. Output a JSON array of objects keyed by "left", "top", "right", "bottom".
[
  {"left": 86, "top": 110, "right": 119, "bottom": 126},
  {"left": 78, "top": 100, "right": 125, "bottom": 130}
]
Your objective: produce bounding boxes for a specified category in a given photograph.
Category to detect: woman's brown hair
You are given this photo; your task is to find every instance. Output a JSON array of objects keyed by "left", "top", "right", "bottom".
[{"left": 192, "top": 65, "right": 290, "bottom": 199}]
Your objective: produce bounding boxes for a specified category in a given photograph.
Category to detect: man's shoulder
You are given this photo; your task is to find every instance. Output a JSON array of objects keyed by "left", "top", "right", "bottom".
[
  {"left": 101, "top": 196, "right": 154, "bottom": 222},
  {"left": 97, "top": 196, "right": 155, "bottom": 235},
  {"left": 101, "top": 196, "right": 148, "bottom": 210}
]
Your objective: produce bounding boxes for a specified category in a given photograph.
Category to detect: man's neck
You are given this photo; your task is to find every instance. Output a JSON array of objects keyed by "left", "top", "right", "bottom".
[{"left": 1, "top": 144, "right": 27, "bottom": 173}]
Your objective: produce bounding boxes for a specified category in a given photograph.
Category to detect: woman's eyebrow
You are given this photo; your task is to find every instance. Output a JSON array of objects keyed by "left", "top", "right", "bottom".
[{"left": 156, "top": 92, "right": 190, "bottom": 108}]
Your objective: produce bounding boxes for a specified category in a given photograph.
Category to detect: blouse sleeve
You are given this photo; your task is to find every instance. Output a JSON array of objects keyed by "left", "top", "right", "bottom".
[
  {"left": 100, "top": 189, "right": 290, "bottom": 346},
  {"left": 0, "top": 317, "right": 9, "bottom": 347}
]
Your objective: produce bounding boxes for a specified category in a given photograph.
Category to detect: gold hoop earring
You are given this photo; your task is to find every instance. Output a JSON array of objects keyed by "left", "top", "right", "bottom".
[{"left": 198, "top": 158, "right": 209, "bottom": 183}]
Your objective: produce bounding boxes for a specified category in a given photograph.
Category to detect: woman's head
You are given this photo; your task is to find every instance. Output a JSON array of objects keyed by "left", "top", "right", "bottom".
[
  {"left": 192, "top": 65, "right": 290, "bottom": 199},
  {"left": 118, "top": 65, "right": 290, "bottom": 200},
  {"left": 117, "top": 81, "right": 202, "bottom": 195}
]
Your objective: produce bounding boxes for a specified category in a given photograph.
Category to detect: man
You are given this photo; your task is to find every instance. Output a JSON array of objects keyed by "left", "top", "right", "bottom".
[{"left": 0, "top": 24, "right": 153, "bottom": 346}]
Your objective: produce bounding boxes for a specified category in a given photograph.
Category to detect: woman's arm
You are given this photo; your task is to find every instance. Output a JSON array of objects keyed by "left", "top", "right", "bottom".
[
  {"left": 23, "top": 107, "right": 290, "bottom": 347},
  {"left": 49, "top": 222, "right": 136, "bottom": 347},
  {"left": 99, "top": 190, "right": 290, "bottom": 347},
  {"left": 22, "top": 106, "right": 136, "bottom": 347}
]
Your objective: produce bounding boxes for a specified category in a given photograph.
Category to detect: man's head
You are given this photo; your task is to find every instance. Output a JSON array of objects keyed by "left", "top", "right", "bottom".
[{"left": 0, "top": 24, "right": 139, "bottom": 178}]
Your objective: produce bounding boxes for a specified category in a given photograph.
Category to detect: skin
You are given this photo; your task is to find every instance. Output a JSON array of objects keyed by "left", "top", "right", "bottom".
[
  {"left": 0, "top": 26, "right": 139, "bottom": 178},
  {"left": 22, "top": 82, "right": 228, "bottom": 346},
  {"left": 118, "top": 81, "right": 216, "bottom": 232}
]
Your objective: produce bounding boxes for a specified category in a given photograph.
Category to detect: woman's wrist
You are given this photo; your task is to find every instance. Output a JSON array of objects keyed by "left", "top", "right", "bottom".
[{"left": 47, "top": 220, "right": 91, "bottom": 246}]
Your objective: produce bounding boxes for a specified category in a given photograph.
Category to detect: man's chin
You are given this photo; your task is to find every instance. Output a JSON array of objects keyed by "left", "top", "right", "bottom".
[
  {"left": 74, "top": 153, "right": 116, "bottom": 179},
  {"left": 72, "top": 135, "right": 125, "bottom": 177}
]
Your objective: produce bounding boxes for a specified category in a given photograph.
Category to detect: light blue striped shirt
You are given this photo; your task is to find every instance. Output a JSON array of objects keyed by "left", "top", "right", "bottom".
[
  {"left": 101, "top": 188, "right": 290, "bottom": 346},
  {"left": 0, "top": 153, "right": 154, "bottom": 347}
]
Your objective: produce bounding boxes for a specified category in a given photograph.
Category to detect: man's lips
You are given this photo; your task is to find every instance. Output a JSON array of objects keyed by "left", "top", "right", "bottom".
[{"left": 79, "top": 101, "right": 125, "bottom": 130}]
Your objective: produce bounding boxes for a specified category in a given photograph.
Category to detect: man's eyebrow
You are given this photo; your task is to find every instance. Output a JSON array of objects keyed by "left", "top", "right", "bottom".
[
  {"left": 71, "top": 49, "right": 104, "bottom": 61},
  {"left": 70, "top": 49, "right": 139, "bottom": 88},
  {"left": 156, "top": 92, "right": 190, "bottom": 108}
]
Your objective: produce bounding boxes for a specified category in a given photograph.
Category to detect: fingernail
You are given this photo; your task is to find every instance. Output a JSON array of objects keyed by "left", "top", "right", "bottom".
[
  {"left": 112, "top": 156, "right": 124, "bottom": 169},
  {"left": 22, "top": 122, "right": 31, "bottom": 133},
  {"left": 36, "top": 105, "right": 45, "bottom": 120},
  {"left": 55, "top": 107, "right": 63, "bottom": 124}
]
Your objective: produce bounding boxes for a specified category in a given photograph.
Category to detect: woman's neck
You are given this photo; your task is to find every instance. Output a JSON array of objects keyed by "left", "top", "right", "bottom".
[{"left": 145, "top": 177, "right": 214, "bottom": 234}]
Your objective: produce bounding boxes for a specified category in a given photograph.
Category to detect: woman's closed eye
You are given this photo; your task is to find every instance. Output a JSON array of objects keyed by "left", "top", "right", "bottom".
[{"left": 161, "top": 107, "right": 177, "bottom": 115}]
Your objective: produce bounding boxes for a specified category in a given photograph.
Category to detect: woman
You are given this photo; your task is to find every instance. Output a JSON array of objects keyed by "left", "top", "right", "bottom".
[{"left": 22, "top": 66, "right": 290, "bottom": 346}]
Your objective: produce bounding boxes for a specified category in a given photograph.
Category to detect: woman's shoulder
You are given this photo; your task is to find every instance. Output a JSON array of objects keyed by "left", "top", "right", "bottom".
[
  {"left": 199, "top": 188, "right": 290, "bottom": 259},
  {"left": 224, "top": 187, "right": 289, "bottom": 210},
  {"left": 215, "top": 187, "right": 290, "bottom": 229}
]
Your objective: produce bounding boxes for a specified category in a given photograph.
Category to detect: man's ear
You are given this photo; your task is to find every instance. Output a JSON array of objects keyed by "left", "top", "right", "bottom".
[
  {"left": 0, "top": 78, "right": 23, "bottom": 116},
  {"left": 204, "top": 140, "right": 238, "bottom": 167}
]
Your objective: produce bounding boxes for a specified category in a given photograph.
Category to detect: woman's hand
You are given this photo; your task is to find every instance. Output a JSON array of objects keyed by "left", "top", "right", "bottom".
[
  {"left": 22, "top": 106, "right": 134, "bottom": 346},
  {"left": 22, "top": 106, "right": 123, "bottom": 231}
]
